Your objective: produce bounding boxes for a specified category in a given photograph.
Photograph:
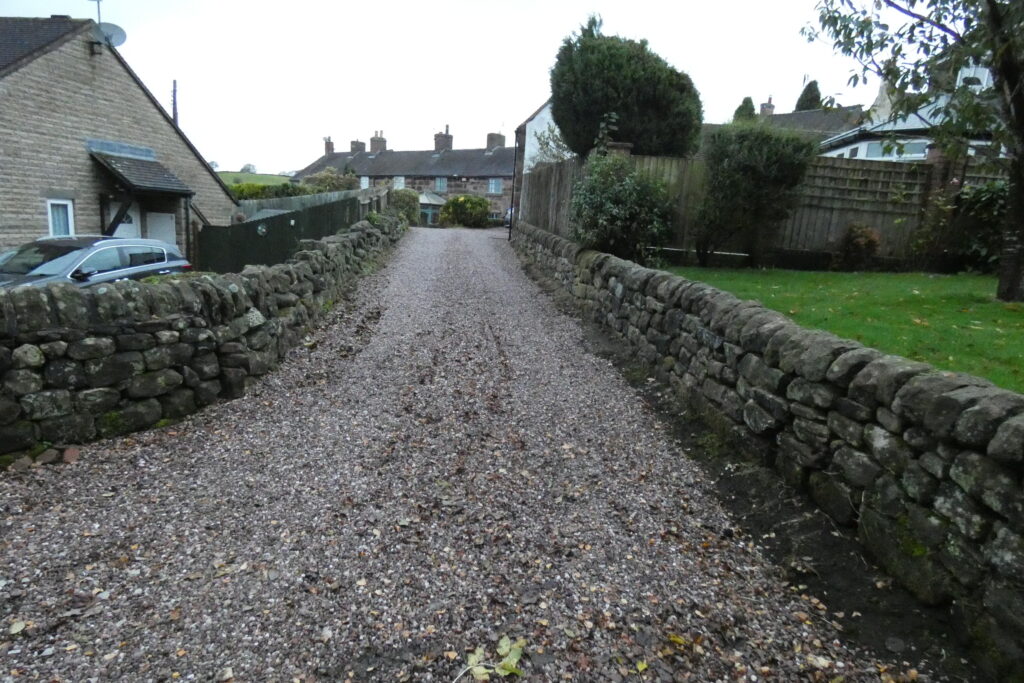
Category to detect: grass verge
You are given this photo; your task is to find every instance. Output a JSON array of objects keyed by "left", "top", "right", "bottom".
[
  {"left": 218, "top": 172, "right": 293, "bottom": 186},
  {"left": 668, "top": 267, "right": 1024, "bottom": 393}
]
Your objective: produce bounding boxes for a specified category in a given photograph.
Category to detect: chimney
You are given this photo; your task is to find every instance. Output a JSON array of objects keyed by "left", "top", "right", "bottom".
[
  {"left": 759, "top": 96, "right": 775, "bottom": 117},
  {"left": 434, "top": 124, "right": 453, "bottom": 152},
  {"left": 350, "top": 139, "right": 366, "bottom": 153},
  {"left": 370, "top": 130, "right": 386, "bottom": 153},
  {"left": 487, "top": 132, "right": 505, "bottom": 149},
  {"left": 324, "top": 136, "right": 335, "bottom": 155}
]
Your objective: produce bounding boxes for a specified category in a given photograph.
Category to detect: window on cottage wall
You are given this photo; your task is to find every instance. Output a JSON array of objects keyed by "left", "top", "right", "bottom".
[
  {"left": 360, "top": 176, "right": 370, "bottom": 190},
  {"left": 393, "top": 176, "right": 405, "bottom": 190},
  {"left": 866, "top": 142, "right": 884, "bottom": 158},
  {"left": 488, "top": 178, "right": 503, "bottom": 194},
  {"left": 849, "top": 147, "right": 859, "bottom": 159},
  {"left": 47, "top": 199, "right": 75, "bottom": 236},
  {"left": 903, "top": 141, "right": 928, "bottom": 156},
  {"left": 435, "top": 177, "right": 448, "bottom": 192}
]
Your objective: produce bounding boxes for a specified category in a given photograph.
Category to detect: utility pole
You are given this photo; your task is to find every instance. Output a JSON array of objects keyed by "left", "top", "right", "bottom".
[{"left": 172, "top": 80, "right": 178, "bottom": 125}]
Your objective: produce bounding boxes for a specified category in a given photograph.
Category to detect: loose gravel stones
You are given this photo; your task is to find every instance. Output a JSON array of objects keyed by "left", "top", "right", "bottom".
[{"left": 0, "top": 228, "right": 926, "bottom": 680}]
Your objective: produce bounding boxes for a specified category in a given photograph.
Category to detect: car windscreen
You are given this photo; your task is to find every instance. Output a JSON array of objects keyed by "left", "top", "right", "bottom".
[{"left": 0, "top": 243, "right": 84, "bottom": 276}]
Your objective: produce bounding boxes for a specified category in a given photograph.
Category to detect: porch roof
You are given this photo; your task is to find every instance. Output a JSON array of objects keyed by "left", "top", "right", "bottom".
[{"left": 91, "top": 152, "right": 194, "bottom": 196}]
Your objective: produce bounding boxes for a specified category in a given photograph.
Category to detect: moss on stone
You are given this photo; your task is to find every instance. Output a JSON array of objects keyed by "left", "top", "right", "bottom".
[
  {"left": 97, "top": 410, "right": 129, "bottom": 437},
  {"left": 896, "top": 515, "right": 931, "bottom": 558},
  {"left": 26, "top": 441, "right": 51, "bottom": 458}
]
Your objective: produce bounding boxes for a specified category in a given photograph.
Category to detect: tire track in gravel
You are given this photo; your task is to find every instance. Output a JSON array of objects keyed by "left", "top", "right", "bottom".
[{"left": 0, "top": 228, "right": 936, "bottom": 681}]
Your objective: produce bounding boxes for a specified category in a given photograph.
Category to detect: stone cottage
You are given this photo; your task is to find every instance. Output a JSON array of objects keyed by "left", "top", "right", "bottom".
[
  {"left": 0, "top": 16, "right": 237, "bottom": 256},
  {"left": 295, "top": 127, "right": 514, "bottom": 225}
]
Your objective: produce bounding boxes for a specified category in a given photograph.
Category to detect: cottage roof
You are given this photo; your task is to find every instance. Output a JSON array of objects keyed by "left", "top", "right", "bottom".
[
  {"left": 819, "top": 93, "right": 998, "bottom": 151},
  {"left": 764, "top": 105, "right": 865, "bottom": 141},
  {"left": 297, "top": 147, "right": 516, "bottom": 180},
  {"left": 0, "top": 16, "right": 89, "bottom": 78},
  {"left": 0, "top": 15, "right": 236, "bottom": 208}
]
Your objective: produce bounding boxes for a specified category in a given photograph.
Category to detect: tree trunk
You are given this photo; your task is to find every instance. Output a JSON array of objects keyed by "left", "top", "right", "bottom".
[
  {"left": 983, "top": 0, "right": 1024, "bottom": 299},
  {"left": 997, "top": 155, "right": 1024, "bottom": 300}
]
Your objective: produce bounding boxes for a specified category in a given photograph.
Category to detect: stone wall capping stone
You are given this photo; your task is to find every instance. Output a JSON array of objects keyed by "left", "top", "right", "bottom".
[{"left": 848, "top": 355, "right": 932, "bottom": 408}]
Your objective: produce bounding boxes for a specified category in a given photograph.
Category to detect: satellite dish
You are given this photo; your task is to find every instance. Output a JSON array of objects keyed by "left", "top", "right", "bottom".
[{"left": 92, "top": 22, "right": 126, "bottom": 47}]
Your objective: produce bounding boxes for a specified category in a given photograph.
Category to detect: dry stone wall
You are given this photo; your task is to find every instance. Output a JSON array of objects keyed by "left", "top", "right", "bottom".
[
  {"left": 0, "top": 218, "right": 404, "bottom": 463},
  {"left": 513, "top": 221, "right": 1024, "bottom": 676}
]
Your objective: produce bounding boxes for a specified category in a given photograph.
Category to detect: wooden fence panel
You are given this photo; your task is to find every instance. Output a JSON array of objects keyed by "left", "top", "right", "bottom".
[
  {"left": 517, "top": 151, "right": 1006, "bottom": 262},
  {"left": 777, "top": 157, "right": 932, "bottom": 257}
]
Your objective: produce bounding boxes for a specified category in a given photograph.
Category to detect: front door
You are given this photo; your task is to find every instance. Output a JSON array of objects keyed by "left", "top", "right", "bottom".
[{"left": 147, "top": 212, "right": 177, "bottom": 246}]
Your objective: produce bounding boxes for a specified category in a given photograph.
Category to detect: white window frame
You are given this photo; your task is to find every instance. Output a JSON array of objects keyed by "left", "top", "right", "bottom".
[
  {"left": 360, "top": 176, "right": 370, "bottom": 190},
  {"left": 488, "top": 178, "right": 503, "bottom": 195},
  {"left": 393, "top": 176, "right": 405, "bottom": 190},
  {"left": 46, "top": 199, "right": 75, "bottom": 237},
  {"left": 435, "top": 177, "right": 447, "bottom": 192}
]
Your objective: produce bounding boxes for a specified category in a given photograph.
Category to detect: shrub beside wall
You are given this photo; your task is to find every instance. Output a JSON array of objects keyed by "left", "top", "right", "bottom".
[
  {"left": 0, "top": 217, "right": 405, "bottom": 463},
  {"left": 440, "top": 195, "right": 491, "bottom": 228},
  {"left": 513, "top": 220, "right": 1024, "bottom": 678}
]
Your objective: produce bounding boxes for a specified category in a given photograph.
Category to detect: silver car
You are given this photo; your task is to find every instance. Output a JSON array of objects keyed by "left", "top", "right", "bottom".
[{"left": 0, "top": 236, "right": 192, "bottom": 288}]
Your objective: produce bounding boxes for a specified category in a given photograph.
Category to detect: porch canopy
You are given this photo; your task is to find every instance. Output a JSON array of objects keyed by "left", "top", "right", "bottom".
[{"left": 87, "top": 140, "right": 195, "bottom": 236}]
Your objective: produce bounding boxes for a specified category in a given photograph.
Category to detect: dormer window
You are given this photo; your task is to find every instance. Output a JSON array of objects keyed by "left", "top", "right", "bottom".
[{"left": 957, "top": 64, "right": 992, "bottom": 90}]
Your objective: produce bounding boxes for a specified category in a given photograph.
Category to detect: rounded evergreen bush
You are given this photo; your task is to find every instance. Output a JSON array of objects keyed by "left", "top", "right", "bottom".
[{"left": 551, "top": 17, "right": 702, "bottom": 157}]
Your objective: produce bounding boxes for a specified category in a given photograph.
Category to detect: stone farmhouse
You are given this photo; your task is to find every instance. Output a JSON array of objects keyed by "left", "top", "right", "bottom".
[
  {"left": 0, "top": 16, "right": 237, "bottom": 255},
  {"left": 295, "top": 128, "right": 514, "bottom": 226}
]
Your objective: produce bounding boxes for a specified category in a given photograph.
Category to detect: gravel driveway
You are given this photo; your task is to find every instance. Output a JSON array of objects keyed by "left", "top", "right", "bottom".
[{"left": 1, "top": 227, "right": 922, "bottom": 681}]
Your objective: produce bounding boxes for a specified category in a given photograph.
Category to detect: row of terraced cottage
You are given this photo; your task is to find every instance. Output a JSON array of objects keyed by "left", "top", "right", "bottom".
[{"left": 0, "top": 16, "right": 515, "bottom": 255}]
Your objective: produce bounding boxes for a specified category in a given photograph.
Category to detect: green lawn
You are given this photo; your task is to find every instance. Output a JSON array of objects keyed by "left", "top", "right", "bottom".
[
  {"left": 217, "top": 171, "right": 293, "bottom": 185},
  {"left": 668, "top": 267, "right": 1024, "bottom": 393}
]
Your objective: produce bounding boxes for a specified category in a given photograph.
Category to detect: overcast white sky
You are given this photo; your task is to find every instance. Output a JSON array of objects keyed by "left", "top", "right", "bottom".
[{"left": 7, "top": 0, "right": 879, "bottom": 174}]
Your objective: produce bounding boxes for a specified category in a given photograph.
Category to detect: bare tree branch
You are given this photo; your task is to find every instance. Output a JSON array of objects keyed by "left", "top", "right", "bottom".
[{"left": 883, "top": 0, "right": 964, "bottom": 41}]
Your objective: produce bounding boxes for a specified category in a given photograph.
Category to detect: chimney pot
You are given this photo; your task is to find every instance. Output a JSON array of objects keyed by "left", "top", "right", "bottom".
[
  {"left": 434, "top": 126, "right": 454, "bottom": 152},
  {"left": 370, "top": 130, "right": 387, "bottom": 153},
  {"left": 487, "top": 132, "right": 506, "bottom": 149}
]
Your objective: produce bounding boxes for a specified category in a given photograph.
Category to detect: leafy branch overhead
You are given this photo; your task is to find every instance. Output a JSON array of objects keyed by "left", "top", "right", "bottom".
[
  {"left": 806, "top": 0, "right": 1024, "bottom": 300},
  {"left": 531, "top": 123, "right": 573, "bottom": 168}
]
